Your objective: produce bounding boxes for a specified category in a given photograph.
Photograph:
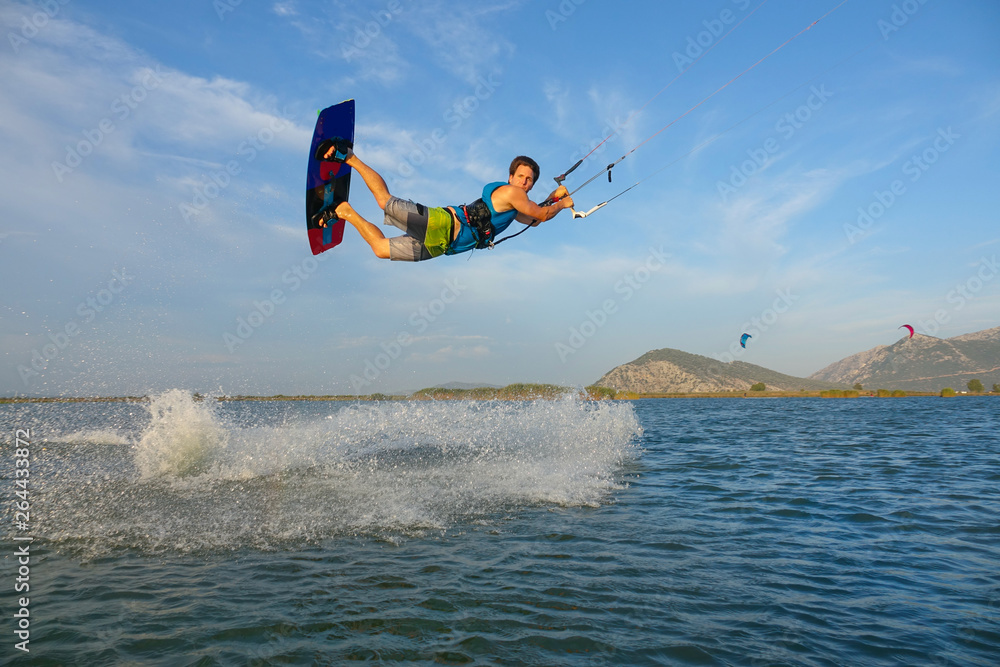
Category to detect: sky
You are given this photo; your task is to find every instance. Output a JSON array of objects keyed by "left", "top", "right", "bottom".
[{"left": 1, "top": 0, "right": 998, "bottom": 397}]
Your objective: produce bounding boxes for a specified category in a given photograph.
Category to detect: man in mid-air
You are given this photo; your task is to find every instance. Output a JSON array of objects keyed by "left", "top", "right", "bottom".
[{"left": 314, "top": 139, "right": 574, "bottom": 261}]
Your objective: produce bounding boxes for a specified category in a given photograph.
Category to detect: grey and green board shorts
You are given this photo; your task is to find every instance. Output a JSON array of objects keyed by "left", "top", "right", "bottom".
[{"left": 383, "top": 197, "right": 454, "bottom": 262}]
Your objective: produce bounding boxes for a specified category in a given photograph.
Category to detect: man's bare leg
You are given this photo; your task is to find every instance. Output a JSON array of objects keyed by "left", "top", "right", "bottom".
[
  {"left": 335, "top": 201, "right": 390, "bottom": 259},
  {"left": 344, "top": 155, "right": 393, "bottom": 210},
  {"left": 320, "top": 143, "right": 393, "bottom": 210}
]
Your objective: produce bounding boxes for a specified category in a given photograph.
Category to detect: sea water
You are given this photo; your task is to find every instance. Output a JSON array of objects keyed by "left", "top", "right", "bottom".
[{"left": 1, "top": 393, "right": 998, "bottom": 665}]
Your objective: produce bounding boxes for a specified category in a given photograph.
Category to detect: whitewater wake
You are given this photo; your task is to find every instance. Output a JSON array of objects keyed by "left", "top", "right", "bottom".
[{"left": 37, "top": 390, "right": 643, "bottom": 554}]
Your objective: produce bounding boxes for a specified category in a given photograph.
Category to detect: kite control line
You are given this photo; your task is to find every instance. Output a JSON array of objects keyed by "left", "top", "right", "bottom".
[
  {"left": 549, "top": 0, "right": 851, "bottom": 218},
  {"left": 494, "top": 0, "right": 850, "bottom": 248},
  {"left": 552, "top": 0, "right": 773, "bottom": 189},
  {"left": 532, "top": 1, "right": 772, "bottom": 213}
]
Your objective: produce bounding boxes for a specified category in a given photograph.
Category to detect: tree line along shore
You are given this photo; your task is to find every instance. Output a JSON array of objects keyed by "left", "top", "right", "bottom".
[{"left": 3, "top": 382, "right": 999, "bottom": 403}]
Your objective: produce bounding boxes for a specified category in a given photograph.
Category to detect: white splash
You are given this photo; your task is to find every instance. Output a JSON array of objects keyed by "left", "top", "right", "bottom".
[
  {"left": 46, "top": 391, "right": 643, "bottom": 553},
  {"left": 133, "top": 389, "right": 228, "bottom": 478}
]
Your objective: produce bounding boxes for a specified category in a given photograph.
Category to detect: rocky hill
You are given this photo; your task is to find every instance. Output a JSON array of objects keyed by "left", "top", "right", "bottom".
[
  {"left": 595, "top": 348, "right": 844, "bottom": 394},
  {"left": 809, "top": 326, "right": 1000, "bottom": 391}
]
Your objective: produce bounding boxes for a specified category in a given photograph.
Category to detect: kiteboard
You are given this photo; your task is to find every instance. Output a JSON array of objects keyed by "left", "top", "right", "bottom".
[{"left": 306, "top": 99, "right": 355, "bottom": 255}]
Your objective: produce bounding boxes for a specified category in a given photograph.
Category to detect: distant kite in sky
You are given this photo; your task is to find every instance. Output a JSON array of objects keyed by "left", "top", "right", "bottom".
[
  {"left": 740, "top": 333, "right": 752, "bottom": 348},
  {"left": 899, "top": 324, "right": 915, "bottom": 339}
]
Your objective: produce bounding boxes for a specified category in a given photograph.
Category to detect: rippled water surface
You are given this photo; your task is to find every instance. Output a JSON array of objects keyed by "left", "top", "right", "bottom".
[{"left": 2, "top": 394, "right": 998, "bottom": 665}]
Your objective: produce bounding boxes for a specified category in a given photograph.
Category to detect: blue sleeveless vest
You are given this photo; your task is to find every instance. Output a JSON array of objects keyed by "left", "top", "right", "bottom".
[{"left": 446, "top": 182, "right": 520, "bottom": 255}]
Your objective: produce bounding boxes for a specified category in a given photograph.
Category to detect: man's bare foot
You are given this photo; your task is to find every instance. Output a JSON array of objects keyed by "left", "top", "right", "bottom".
[{"left": 312, "top": 208, "right": 338, "bottom": 228}]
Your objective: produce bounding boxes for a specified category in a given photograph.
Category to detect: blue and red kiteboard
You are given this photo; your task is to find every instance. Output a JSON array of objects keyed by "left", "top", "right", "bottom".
[{"left": 306, "top": 99, "right": 354, "bottom": 255}]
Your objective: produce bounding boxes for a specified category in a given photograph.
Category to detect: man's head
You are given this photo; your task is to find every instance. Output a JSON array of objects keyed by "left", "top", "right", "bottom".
[{"left": 508, "top": 156, "right": 540, "bottom": 192}]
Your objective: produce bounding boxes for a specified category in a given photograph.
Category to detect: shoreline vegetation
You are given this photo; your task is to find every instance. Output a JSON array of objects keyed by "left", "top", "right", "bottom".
[{"left": 3, "top": 383, "right": 999, "bottom": 404}]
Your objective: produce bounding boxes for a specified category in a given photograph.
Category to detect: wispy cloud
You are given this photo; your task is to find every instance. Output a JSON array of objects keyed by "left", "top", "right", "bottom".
[
  {"left": 279, "top": 1, "right": 409, "bottom": 85},
  {"left": 702, "top": 162, "right": 846, "bottom": 264},
  {"left": 403, "top": 1, "right": 519, "bottom": 84},
  {"left": 884, "top": 52, "right": 965, "bottom": 78},
  {"left": 407, "top": 342, "right": 491, "bottom": 364},
  {"left": 280, "top": 1, "right": 522, "bottom": 86}
]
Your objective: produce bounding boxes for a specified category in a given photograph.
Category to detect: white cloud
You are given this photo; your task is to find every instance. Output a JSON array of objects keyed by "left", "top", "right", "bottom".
[{"left": 272, "top": 2, "right": 297, "bottom": 18}]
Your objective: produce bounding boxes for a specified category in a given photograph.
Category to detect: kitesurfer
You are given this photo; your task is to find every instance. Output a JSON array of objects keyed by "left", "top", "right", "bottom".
[{"left": 313, "top": 139, "right": 574, "bottom": 261}]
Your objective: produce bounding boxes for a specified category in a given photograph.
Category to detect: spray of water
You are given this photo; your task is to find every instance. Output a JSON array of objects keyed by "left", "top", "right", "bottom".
[
  {"left": 39, "top": 390, "right": 643, "bottom": 554},
  {"left": 134, "top": 389, "right": 228, "bottom": 478}
]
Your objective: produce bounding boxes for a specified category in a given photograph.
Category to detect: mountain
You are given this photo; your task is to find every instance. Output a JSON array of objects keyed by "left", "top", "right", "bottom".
[
  {"left": 809, "top": 326, "right": 1000, "bottom": 391},
  {"left": 594, "top": 348, "right": 844, "bottom": 394}
]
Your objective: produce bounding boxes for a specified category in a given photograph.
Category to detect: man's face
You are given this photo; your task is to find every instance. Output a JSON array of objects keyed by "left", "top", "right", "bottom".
[{"left": 509, "top": 165, "right": 536, "bottom": 192}]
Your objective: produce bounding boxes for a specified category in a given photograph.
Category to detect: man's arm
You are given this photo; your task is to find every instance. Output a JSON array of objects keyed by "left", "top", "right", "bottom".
[{"left": 496, "top": 185, "right": 574, "bottom": 225}]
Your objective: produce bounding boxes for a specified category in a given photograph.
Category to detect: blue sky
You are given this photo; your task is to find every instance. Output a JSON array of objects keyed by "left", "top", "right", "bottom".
[{"left": 1, "top": 0, "right": 998, "bottom": 397}]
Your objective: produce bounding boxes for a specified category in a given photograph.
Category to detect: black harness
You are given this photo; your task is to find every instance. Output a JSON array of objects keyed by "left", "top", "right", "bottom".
[{"left": 461, "top": 199, "right": 496, "bottom": 249}]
